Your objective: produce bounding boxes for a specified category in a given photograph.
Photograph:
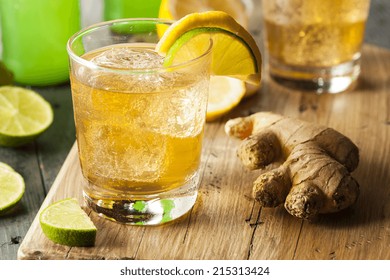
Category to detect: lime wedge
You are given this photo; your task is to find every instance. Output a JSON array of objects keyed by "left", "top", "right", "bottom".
[
  {"left": 0, "top": 167, "right": 25, "bottom": 213},
  {"left": 39, "top": 198, "right": 97, "bottom": 247},
  {"left": 0, "top": 86, "right": 53, "bottom": 147}
]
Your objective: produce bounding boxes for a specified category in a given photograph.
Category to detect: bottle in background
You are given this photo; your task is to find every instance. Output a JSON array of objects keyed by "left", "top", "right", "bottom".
[
  {"left": 104, "top": 0, "right": 161, "bottom": 20},
  {"left": 0, "top": 0, "right": 81, "bottom": 86}
]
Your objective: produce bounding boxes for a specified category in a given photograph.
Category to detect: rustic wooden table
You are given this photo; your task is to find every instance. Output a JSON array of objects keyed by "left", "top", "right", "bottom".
[{"left": 1, "top": 0, "right": 390, "bottom": 260}]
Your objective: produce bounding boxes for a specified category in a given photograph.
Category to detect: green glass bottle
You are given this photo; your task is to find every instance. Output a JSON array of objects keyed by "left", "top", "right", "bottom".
[
  {"left": 0, "top": 0, "right": 80, "bottom": 86},
  {"left": 104, "top": 0, "right": 162, "bottom": 20}
]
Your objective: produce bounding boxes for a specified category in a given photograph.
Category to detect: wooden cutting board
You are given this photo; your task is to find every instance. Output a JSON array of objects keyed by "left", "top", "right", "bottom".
[{"left": 18, "top": 45, "right": 390, "bottom": 260}]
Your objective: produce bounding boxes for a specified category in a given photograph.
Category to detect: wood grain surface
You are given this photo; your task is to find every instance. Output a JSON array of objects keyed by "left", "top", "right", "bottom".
[{"left": 17, "top": 44, "right": 390, "bottom": 260}]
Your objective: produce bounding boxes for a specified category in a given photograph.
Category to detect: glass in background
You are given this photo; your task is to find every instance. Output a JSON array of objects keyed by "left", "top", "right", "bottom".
[{"left": 262, "top": 0, "right": 371, "bottom": 94}]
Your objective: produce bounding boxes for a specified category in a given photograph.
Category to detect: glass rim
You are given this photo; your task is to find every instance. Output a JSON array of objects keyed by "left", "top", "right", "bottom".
[{"left": 66, "top": 18, "right": 213, "bottom": 74}]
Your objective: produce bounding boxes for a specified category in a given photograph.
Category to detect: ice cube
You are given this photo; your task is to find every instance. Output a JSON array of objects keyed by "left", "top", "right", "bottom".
[{"left": 91, "top": 47, "right": 164, "bottom": 70}]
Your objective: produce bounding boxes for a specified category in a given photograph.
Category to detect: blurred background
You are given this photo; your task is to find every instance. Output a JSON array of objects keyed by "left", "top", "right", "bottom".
[
  {"left": 365, "top": 0, "right": 390, "bottom": 48},
  {"left": 80, "top": 0, "right": 390, "bottom": 48},
  {"left": 1, "top": 0, "right": 389, "bottom": 56}
]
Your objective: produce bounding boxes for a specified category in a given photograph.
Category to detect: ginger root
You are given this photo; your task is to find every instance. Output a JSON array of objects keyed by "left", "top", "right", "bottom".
[{"left": 225, "top": 112, "right": 360, "bottom": 220}]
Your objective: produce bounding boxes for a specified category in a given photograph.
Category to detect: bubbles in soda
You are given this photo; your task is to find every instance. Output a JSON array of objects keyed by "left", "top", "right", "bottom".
[{"left": 70, "top": 44, "right": 209, "bottom": 196}]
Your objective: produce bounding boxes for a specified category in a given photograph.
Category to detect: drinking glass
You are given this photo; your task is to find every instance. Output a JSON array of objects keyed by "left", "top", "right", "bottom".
[
  {"left": 67, "top": 19, "right": 212, "bottom": 225},
  {"left": 262, "top": 0, "right": 371, "bottom": 94}
]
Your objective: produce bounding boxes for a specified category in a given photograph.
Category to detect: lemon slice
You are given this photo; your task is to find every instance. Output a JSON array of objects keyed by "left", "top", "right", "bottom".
[
  {"left": 206, "top": 76, "right": 246, "bottom": 121},
  {"left": 156, "top": 11, "right": 262, "bottom": 85},
  {"left": 159, "top": 0, "right": 249, "bottom": 28},
  {"left": 0, "top": 86, "right": 53, "bottom": 147},
  {"left": 40, "top": 198, "right": 97, "bottom": 247},
  {"left": 0, "top": 167, "right": 25, "bottom": 214}
]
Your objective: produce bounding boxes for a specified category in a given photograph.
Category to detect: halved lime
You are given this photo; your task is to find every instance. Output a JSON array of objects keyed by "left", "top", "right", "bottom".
[
  {"left": 39, "top": 198, "right": 97, "bottom": 247},
  {"left": 0, "top": 167, "right": 25, "bottom": 213},
  {"left": 0, "top": 86, "right": 53, "bottom": 147}
]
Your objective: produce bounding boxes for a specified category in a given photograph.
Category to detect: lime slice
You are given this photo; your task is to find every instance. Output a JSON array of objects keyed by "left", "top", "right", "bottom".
[
  {"left": 0, "top": 86, "right": 53, "bottom": 147},
  {"left": 156, "top": 11, "right": 262, "bottom": 85},
  {"left": 0, "top": 161, "right": 14, "bottom": 172},
  {"left": 206, "top": 76, "right": 246, "bottom": 121},
  {"left": 39, "top": 198, "right": 97, "bottom": 247},
  {"left": 0, "top": 167, "right": 25, "bottom": 214}
]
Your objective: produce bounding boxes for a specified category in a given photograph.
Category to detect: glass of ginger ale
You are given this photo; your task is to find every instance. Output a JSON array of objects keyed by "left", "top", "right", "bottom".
[
  {"left": 66, "top": 19, "right": 212, "bottom": 225},
  {"left": 262, "top": 0, "right": 371, "bottom": 94}
]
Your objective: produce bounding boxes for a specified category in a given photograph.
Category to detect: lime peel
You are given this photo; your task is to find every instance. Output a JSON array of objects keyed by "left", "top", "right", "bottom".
[{"left": 39, "top": 198, "right": 97, "bottom": 247}]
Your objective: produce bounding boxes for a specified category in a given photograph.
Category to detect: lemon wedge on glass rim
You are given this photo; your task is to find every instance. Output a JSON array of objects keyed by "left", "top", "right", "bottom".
[
  {"left": 158, "top": 3, "right": 259, "bottom": 99},
  {"left": 156, "top": 11, "right": 262, "bottom": 120},
  {"left": 156, "top": 11, "right": 262, "bottom": 85}
]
